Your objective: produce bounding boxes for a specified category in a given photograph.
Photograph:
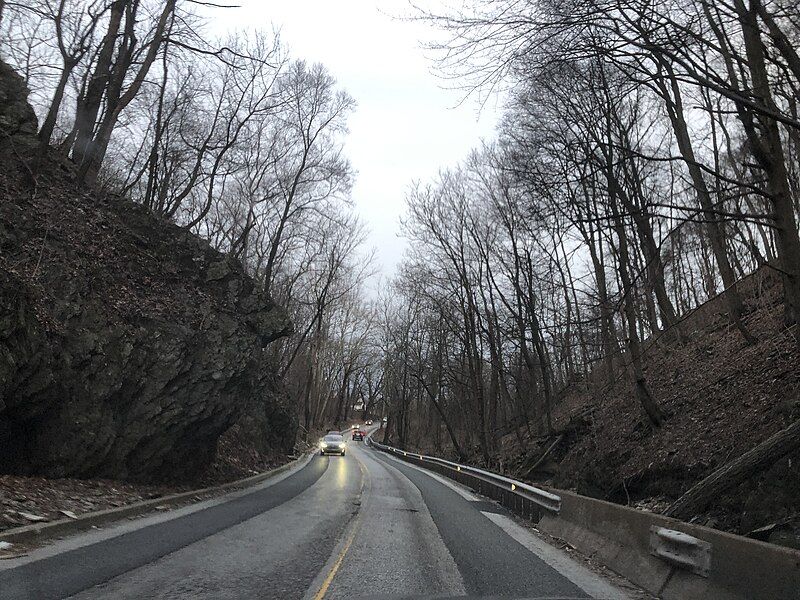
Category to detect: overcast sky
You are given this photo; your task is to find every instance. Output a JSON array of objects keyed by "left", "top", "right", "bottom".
[{"left": 208, "top": 0, "right": 500, "bottom": 278}]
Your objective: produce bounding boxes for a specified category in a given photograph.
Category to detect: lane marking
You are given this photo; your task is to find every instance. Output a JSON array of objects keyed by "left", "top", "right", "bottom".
[
  {"left": 311, "top": 451, "right": 370, "bottom": 600},
  {"left": 312, "top": 519, "right": 359, "bottom": 600},
  {"left": 378, "top": 451, "right": 478, "bottom": 501}
]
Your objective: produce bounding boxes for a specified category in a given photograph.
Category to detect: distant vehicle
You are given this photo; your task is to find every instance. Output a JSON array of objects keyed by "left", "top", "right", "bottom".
[
  {"left": 327, "top": 430, "right": 340, "bottom": 435},
  {"left": 352, "top": 429, "right": 364, "bottom": 441},
  {"left": 351, "top": 424, "right": 361, "bottom": 430},
  {"left": 365, "top": 419, "right": 373, "bottom": 425},
  {"left": 382, "top": 417, "right": 388, "bottom": 423},
  {"left": 320, "top": 434, "right": 346, "bottom": 456}
]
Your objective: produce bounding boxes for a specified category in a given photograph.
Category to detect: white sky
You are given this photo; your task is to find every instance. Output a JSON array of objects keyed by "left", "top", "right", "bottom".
[{"left": 207, "top": 0, "right": 500, "bottom": 278}]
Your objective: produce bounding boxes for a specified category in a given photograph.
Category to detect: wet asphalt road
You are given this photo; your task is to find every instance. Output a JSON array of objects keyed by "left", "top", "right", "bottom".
[{"left": 0, "top": 439, "right": 624, "bottom": 600}]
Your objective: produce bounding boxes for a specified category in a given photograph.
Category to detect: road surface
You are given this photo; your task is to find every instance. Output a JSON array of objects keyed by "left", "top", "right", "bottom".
[{"left": 0, "top": 439, "right": 631, "bottom": 599}]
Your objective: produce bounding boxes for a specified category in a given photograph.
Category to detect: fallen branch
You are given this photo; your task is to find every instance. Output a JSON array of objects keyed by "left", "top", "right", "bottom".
[{"left": 519, "top": 434, "right": 565, "bottom": 478}]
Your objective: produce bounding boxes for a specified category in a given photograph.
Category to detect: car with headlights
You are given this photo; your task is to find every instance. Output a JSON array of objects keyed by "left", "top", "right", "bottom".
[
  {"left": 352, "top": 429, "right": 364, "bottom": 441},
  {"left": 320, "top": 434, "right": 346, "bottom": 456},
  {"left": 365, "top": 419, "right": 373, "bottom": 426}
]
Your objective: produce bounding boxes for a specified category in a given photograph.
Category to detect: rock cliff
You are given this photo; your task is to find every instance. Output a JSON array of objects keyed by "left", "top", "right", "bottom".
[
  {"left": 0, "top": 60, "right": 38, "bottom": 143},
  {"left": 0, "top": 61, "right": 295, "bottom": 482}
]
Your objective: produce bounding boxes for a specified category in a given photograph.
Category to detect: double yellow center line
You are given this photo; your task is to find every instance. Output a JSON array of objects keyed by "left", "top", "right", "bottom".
[{"left": 312, "top": 457, "right": 370, "bottom": 600}]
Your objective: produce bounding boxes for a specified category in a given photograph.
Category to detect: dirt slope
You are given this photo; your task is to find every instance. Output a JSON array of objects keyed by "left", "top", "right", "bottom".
[{"left": 506, "top": 267, "right": 800, "bottom": 541}]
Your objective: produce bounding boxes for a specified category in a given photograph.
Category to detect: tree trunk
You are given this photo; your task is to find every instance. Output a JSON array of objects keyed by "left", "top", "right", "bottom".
[
  {"left": 610, "top": 153, "right": 681, "bottom": 337},
  {"left": 334, "top": 369, "right": 351, "bottom": 427},
  {"left": 72, "top": 0, "right": 125, "bottom": 167},
  {"left": 606, "top": 148, "right": 664, "bottom": 427},
  {"left": 656, "top": 63, "right": 755, "bottom": 343},
  {"left": 733, "top": 0, "right": 800, "bottom": 328},
  {"left": 532, "top": 323, "right": 555, "bottom": 434},
  {"left": 416, "top": 374, "right": 466, "bottom": 461},
  {"left": 583, "top": 210, "right": 616, "bottom": 383},
  {"left": 39, "top": 63, "right": 73, "bottom": 146},
  {"left": 78, "top": 1, "right": 176, "bottom": 183},
  {"left": 382, "top": 414, "right": 392, "bottom": 445}
]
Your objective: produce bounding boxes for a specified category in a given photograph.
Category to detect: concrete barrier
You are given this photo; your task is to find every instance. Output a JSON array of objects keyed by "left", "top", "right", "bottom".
[{"left": 537, "top": 487, "right": 800, "bottom": 600}]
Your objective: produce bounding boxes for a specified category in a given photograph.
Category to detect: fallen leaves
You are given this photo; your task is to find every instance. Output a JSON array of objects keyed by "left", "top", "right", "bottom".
[
  {"left": 0, "top": 474, "right": 187, "bottom": 534},
  {"left": 0, "top": 447, "right": 294, "bottom": 536}
]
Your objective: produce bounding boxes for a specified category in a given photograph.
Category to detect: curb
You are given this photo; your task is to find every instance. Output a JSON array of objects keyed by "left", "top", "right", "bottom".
[{"left": 0, "top": 452, "right": 311, "bottom": 546}]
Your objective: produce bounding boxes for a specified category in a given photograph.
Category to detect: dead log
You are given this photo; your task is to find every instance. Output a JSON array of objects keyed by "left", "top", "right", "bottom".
[
  {"left": 664, "top": 418, "right": 800, "bottom": 521},
  {"left": 519, "top": 434, "right": 565, "bottom": 479}
]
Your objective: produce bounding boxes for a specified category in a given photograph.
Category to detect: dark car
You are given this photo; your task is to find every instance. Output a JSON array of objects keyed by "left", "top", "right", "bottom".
[
  {"left": 320, "top": 434, "right": 346, "bottom": 456},
  {"left": 352, "top": 429, "right": 364, "bottom": 441}
]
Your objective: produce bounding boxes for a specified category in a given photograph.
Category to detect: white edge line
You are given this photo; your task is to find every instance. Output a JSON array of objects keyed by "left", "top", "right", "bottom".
[
  {"left": 376, "top": 449, "right": 479, "bottom": 501},
  {"left": 481, "top": 511, "right": 633, "bottom": 600}
]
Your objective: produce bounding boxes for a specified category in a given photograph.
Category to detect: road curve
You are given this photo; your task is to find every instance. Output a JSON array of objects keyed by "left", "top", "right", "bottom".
[{"left": 0, "top": 438, "right": 630, "bottom": 600}]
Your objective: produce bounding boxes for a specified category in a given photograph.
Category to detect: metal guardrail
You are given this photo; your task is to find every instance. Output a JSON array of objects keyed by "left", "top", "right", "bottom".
[{"left": 366, "top": 433, "right": 561, "bottom": 514}]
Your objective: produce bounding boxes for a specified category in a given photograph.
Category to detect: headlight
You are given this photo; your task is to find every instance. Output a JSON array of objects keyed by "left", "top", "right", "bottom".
[{"left": 320, "top": 442, "right": 328, "bottom": 448}]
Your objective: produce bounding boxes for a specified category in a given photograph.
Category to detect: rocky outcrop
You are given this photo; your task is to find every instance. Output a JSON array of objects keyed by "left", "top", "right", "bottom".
[
  {"left": 0, "top": 60, "right": 38, "bottom": 146},
  {"left": 0, "top": 61, "right": 295, "bottom": 482}
]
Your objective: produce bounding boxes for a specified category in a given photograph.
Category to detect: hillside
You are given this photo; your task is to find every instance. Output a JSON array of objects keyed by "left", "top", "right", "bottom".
[
  {"left": 502, "top": 267, "right": 800, "bottom": 544},
  {"left": 0, "top": 62, "right": 295, "bottom": 484}
]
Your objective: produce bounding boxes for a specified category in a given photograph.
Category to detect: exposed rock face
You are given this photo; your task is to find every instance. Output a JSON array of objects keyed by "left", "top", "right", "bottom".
[
  {"left": 0, "top": 60, "right": 38, "bottom": 144},
  {"left": 0, "top": 61, "right": 295, "bottom": 482}
]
